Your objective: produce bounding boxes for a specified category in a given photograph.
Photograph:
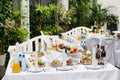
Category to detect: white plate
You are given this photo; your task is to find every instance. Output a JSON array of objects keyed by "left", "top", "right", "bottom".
[
  {"left": 57, "top": 66, "right": 72, "bottom": 71},
  {"left": 69, "top": 53, "right": 83, "bottom": 58},
  {"left": 85, "top": 65, "right": 104, "bottom": 70},
  {"left": 28, "top": 68, "right": 44, "bottom": 73}
]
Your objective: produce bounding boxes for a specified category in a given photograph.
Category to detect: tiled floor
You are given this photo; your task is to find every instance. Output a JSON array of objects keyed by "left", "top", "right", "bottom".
[
  {"left": 0, "top": 66, "right": 6, "bottom": 80},
  {"left": 0, "top": 63, "right": 8, "bottom": 80}
]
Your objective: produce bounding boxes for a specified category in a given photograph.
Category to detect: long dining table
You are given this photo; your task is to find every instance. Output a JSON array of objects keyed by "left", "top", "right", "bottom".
[
  {"left": 2, "top": 53, "right": 120, "bottom": 80},
  {"left": 2, "top": 33, "right": 120, "bottom": 80}
]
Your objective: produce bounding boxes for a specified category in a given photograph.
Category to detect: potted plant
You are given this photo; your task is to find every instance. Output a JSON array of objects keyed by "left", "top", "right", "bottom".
[
  {"left": 88, "top": 0, "right": 118, "bottom": 30},
  {"left": 0, "top": 0, "right": 13, "bottom": 66},
  {"left": 0, "top": 26, "right": 6, "bottom": 66},
  {"left": 0, "top": 17, "right": 29, "bottom": 66},
  {"left": 0, "top": 1, "right": 29, "bottom": 66}
]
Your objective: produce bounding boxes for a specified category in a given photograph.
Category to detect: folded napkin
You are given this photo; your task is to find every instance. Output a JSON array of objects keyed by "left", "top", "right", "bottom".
[
  {"left": 66, "top": 36, "right": 78, "bottom": 43},
  {"left": 45, "top": 51, "right": 63, "bottom": 62}
]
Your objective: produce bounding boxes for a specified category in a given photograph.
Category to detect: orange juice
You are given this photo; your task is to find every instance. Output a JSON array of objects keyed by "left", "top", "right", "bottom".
[
  {"left": 77, "top": 35, "right": 82, "bottom": 41},
  {"left": 12, "top": 61, "right": 21, "bottom": 73},
  {"left": 85, "top": 46, "right": 89, "bottom": 52}
]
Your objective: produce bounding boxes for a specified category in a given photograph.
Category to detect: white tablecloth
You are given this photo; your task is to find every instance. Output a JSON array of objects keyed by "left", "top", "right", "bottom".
[{"left": 2, "top": 57, "right": 120, "bottom": 80}]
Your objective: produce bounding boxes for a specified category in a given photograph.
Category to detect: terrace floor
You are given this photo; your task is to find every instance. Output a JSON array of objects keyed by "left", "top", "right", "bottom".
[{"left": 0, "top": 62, "right": 8, "bottom": 80}]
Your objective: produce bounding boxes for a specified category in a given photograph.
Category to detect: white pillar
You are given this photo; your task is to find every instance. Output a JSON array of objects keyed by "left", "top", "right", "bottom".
[
  {"left": 118, "top": 18, "right": 120, "bottom": 31},
  {"left": 57, "top": 0, "right": 69, "bottom": 11},
  {"left": 21, "top": 0, "right": 30, "bottom": 39}
]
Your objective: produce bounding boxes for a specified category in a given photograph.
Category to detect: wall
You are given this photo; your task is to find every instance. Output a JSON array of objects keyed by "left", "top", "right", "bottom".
[{"left": 98, "top": 0, "right": 120, "bottom": 31}]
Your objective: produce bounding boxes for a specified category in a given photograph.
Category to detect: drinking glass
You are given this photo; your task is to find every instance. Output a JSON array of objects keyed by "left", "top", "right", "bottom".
[{"left": 77, "top": 35, "right": 82, "bottom": 41}]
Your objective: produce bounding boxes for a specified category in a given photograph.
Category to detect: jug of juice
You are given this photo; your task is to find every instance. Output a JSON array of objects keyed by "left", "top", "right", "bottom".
[{"left": 12, "top": 61, "right": 21, "bottom": 73}]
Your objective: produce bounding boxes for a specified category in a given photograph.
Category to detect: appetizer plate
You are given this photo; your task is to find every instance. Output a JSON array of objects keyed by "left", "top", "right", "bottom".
[
  {"left": 28, "top": 67, "right": 44, "bottom": 73},
  {"left": 56, "top": 66, "right": 72, "bottom": 71},
  {"left": 85, "top": 65, "right": 104, "bottom": 70}
]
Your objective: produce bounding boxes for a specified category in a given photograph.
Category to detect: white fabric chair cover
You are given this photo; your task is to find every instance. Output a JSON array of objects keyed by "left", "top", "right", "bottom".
[
  {"left": 101, "top": 38, "right": 115, "bottom": 65},
  {"left": 114, "top": 40, "right": 120, "bottom": 67},
  {"left": 86, "top": 38, "right": 100, "bottom": 52}
]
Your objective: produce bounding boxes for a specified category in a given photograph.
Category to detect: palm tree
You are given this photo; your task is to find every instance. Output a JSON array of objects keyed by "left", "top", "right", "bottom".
[
  {"left": 69, "top": 0, "right": 91, "bottom": 26},
  {"left": 88, "top": 0, "right": 118, "bottom": 29}
]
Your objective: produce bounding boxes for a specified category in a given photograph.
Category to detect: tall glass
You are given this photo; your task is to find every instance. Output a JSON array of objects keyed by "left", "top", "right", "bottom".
[{"left": 77, "top": 35, "right": 82, "bottom": 41}]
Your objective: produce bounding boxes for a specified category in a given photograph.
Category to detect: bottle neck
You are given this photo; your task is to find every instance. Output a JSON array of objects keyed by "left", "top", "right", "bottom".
[
  {"left": 101, "top": 46, "right": 105, "bottom": 51},
  {"left": 97, "top": 44, "right": 99, "bottom": 49}
]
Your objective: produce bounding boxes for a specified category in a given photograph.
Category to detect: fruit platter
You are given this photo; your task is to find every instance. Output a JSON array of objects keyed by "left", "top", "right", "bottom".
[
  {"left": 38, "top": 59, "right": 45, "bottom": 67},
  {"left": 80, "top": 52, "right": 92, "bottom": 65},
  {"left": 47, "top": 43, "right": 64, "bottom": 52},
  {"left": 51, "top": 59, "right": 63, "bottom": 67},
  {"left": 47, "top": 42, "right": 80, "bottom": 53}
]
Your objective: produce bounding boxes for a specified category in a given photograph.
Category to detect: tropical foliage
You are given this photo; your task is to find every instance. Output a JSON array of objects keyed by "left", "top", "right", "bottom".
[
  {"left": 69, "top": 0, "right": 118, "bottom": 29},
  {"left": 69, "top": 0, "right": 91, "bottom": 27},
  {"left": 0, "top": 0, "right": 29, "bottom": 54},
  {"left": 0, "top": 0, "right": 13, "bottom": 24},
  {"left": 30, "top": 4, "right": 74, "bottom": 37}
]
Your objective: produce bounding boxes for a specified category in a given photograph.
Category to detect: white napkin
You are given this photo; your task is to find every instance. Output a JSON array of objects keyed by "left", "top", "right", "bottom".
[
  {"left": 66, "top": 36, "right": 77, "bottom": 43},
  {"left": 45, "top": 51, "right": 63, "bottom": 62}
]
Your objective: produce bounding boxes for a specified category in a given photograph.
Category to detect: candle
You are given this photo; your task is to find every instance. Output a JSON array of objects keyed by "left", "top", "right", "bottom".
[
  {"left": 92, "top": 47, "right": 97, "bottom": 67},
  {"left": 34, "top": 51, "right": 38, "bottom": 69}
]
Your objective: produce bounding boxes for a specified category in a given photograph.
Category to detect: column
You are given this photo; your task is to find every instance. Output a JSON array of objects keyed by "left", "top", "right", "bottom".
[
  {"left": 21, "top": 0, "right": 30, "bottom": 39},
  {"left": 57, "top": 0, "right": 69, "bottom": 11}
]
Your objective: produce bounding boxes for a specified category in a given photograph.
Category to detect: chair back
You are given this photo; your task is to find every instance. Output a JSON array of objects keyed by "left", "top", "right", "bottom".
[
  {"left": 101, "top": 38, "right": 115, "bottom": 65},
  {"left": 8, "top": 35, "right": 59, "bottom": 58},
  {"left": 61, "top": 26, "right": 92, "bottom": 39}
]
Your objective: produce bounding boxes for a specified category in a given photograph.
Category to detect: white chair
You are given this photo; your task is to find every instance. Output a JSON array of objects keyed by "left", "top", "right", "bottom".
[
  {"left": 86, "top": 38, "right": 100, "bottom": 52},
  {"left": 43, "top": 35, "right": 79, "bottom": 48},
  {"left": 101, "top": 38, "right": 115, "bottom": 65},
  {"left": 8, "top": 35, "right": 59, "bottom": 58},
  {"left": 114, "top": 39, "right": 120, "bottom": 67},
  {"left": 61, "top": 26, "right": 92, "bottom": 39}
]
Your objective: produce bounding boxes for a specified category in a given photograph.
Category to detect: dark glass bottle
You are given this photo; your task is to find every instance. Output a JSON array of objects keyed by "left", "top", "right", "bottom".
[
  {"left": 101, "top": 46, "right": 106, "bottom": 64},
  {"left": 96, "top": 44, "right": 101, "bottom": 64},
  {"left": 96, "top": 44, "right": 101, "bottom": 59},
  {"left": 101, "top": 46, "right": 106, "bottom": 57}
]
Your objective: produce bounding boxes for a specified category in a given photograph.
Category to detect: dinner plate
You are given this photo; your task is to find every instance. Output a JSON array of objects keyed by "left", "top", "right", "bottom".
[
  {"left": 56, "top": 66, "right": 72, "bottom": 71},
  {"left": 85, "top": 65, "right": 104, "bottom": 70},
  {"left": 28, "top": 68, "right": 44, "bottom": 73},
  {"left": 69, "top": 53, "right": 83, "bottom": 58}
]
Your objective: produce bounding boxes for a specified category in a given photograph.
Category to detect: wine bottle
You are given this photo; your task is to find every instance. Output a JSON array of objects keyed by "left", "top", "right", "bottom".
[
  {"left": 96, "top": 44, "right": 101, "bottom": 64},
  {"left": 96, "top": 44, "right": 101, "bottom": 59},
  {"left": 101, "top": 46, "right": 106, "bottom": 57},
  {"left": 101, "top": 46, "right": 106, "bottom": 64}
]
